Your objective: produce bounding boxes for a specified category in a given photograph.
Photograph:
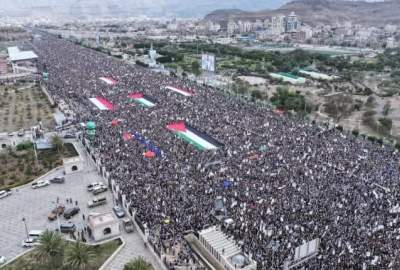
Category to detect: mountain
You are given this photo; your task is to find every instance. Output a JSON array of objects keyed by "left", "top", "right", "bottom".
[
  {"left": 0, "top": 0, "right": 287, "bottom": 18},
  {"left": 204, "top": 0, "right": 400, "bottom": 26}
]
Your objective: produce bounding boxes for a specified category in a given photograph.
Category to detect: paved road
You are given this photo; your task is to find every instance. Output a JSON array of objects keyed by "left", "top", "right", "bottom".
[{"left": 0, "top": 141, "right": 162, "bottom": 270}]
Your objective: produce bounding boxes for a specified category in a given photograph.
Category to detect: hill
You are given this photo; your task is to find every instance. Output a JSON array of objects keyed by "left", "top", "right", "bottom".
[{"left": 204, "top": 0, "right": 400, "bottom": 26}]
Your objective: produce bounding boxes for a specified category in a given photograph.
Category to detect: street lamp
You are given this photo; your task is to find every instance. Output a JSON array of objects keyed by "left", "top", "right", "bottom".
[{"left": 22, "top": 217, "right": 29, "bottom": 240}]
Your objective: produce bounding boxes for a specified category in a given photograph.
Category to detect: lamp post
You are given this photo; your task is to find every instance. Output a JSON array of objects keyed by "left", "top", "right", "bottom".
[{"left": 22, "top": 217, "right": 29, "bottom": 240}]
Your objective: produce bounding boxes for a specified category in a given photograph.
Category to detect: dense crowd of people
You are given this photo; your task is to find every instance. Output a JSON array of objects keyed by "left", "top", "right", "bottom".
[{"left": 32, "top": 34, "right": 400, "bottom": 269}]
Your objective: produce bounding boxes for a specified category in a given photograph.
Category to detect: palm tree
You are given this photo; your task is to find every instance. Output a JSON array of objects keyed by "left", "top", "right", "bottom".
[
  {"left": 64, "top": 241, "right": 95, "bottom": 270},
  {"left": 35, "top": 230, "right": 64, "bottom": 269},
  {"left": 123, "top": 257, "right": 153, "bottom": 270}
]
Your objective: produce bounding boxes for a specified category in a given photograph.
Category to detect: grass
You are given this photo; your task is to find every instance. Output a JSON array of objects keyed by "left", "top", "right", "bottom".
[
  {"left": 0, "top": 143, "right": 78, "bottom": 190},
  {"left": 2, "top": 238, "right": 122, "bottom": 270}
]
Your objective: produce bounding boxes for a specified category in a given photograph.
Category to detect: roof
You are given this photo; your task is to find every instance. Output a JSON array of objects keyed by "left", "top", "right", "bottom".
[
  {"left": 7, "top": 46, "right": 38, "bottom": 62},
  {"left": 88, "top": 212, "right": 118, "bottom": 228}
]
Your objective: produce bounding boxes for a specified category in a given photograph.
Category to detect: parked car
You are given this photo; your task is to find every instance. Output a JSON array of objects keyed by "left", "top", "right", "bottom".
[
  {"left": 122, "top": 218, "right": 134, "bottom": 233},
  {"left": 49, "top": 176, "right": 65, "bottom": 184},
  {"left": 112, "top": 206, "right": 125, "bottom": 218},
  {"left": 92, "top": 185, "right": 108, "bottom": 195},
  {"left": 87, "top": 196, "right": 107, "bottom": 208},
  {"left": 87, "top": 182, "right": 104, "bottom": 192},
  {"left": 0, "top": 256, "right": 6, "bottom": 265},
  {"left": 48, "top": 205, "right": 65, "bottom": 221},
  {"left": 28, "top": 230, "right": 44, "bottom": 239},
  {"left": 0, "top": 189, "right": 11, "bottom": 199},
  {"left": 21, "top": 237, "right": 40, "bottom": 248},
  {"left": 63, "top": 207, "right": 80, "bottom": 219},
  {"left": 63, "top": 133, "right": 76, "bottom": 139},
  {"left": 58, "top": 223, "right": 76, "bottom": 233},
  {"left": 31, "top": 180, "right": 49, "bottom": 189}
]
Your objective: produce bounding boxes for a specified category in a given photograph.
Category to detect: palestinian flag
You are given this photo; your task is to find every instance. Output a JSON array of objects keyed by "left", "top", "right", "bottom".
[
  {"left": 99, "top": 77, "right": 118, "bottom": 85},
  {"left": 127, "top": 93, "right": 156, "bottom": 108},
  {"left": 123, "top": 132, "right": 133, "bottom": 141},
  {"left": 166, "top": 86, "right": 194, "bottom": 97},
  {"left": 89, "top": 97, "right": 114, "bottom": 111},
  {"left": 166, "top": 121, "right": 222, "bottom": 151}
]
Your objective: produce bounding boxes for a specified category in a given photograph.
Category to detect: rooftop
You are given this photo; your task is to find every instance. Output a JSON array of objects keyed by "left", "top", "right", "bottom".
[{"left": 7, "top": 46, "right": 38, "bottom": 62}]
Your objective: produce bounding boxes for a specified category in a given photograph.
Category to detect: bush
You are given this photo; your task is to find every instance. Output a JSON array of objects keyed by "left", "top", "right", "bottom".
[
  {"left": 367, "top": 136, "right": 376, "bottom": 142},
  {"left": 16, "top": 141, "right": 33, "bottom": 151},
  {"left": 352, "top": 129, "right": 359, "bottom": 136},
  {"left": 336, "top": 125, "right": 343, "bottom": 132}
]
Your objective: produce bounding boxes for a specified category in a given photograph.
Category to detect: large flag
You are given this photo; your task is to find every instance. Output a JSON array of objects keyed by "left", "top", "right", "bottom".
[
  {"left": 165, "top": 86, "right": 194, "bottom": 97},
  {"left": 127, "top": 93, "right": 156, "bottom": 108},
  {"left": 89, "top": 97, "right": 114, "bottom": 111},
  {"left": 166, "top": 121, "right": 221, "bottom": 150},
  {"left": 99, "top": 77, "right": 118, "bottom": 85}
]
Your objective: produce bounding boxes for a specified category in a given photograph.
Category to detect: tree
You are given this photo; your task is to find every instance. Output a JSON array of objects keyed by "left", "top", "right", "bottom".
[
  {"left": 191, "top": 61, "right": 201, "bottom": 76},
  {"left": 35, "top": 230, "right": 64, "bottom": 269},
  {"left": 64, "top": 241, "right": 95, "bottom": 270},
  {"left": 51, "top": 135, "right": 64, "bottom": 153},
  {"left": 123, "top": 257, "right": 153, "bottom": 270}
]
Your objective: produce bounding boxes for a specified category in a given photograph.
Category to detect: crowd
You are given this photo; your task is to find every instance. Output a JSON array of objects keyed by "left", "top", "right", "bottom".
[{"left": 33, "top": 34, "right": 400, "bottom": 269}]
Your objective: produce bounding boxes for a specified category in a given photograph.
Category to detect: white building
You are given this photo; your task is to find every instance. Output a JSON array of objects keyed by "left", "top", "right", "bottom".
[
  {"left": 88, "top": 212, "right": 120, "bottom": 242},
  {"left": 227, "top": 20, "right": 238, "bottom": 35},
  {"left": 286, "top": 12, "right": 300, "bottom": 33},
  {"left": 63, "top": 156, "right": 84, "bottom": 174},
  {"left": 271, "top": 16, "right": 286, "bottom": 34},
  {"left": 198, "top": 226, "right": 257, "bottom": 270},
  {"left": 386, "top": 37, "right": 397, "bottom": 49}
]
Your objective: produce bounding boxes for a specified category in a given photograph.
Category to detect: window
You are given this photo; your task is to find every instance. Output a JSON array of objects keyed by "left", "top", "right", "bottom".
[
  {"left": 1, "top": 144, "right": 6, "bottom": 149},
  {"left": 103, "top": 227, "right": 111, "bottom": 235}
]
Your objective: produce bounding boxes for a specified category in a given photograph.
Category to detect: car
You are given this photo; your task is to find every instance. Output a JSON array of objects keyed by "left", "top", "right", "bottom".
[
  {"left": 7, "top": 132, "right": 13, "bottom": 137},
  {"left": 58, "top": 223, "right": 76, "bottom": 233},
  {"left": 17, "top": 129, "right": 24, "bottom": 137},
  {"left": 21, "top": 237, "right": 40, "bottom": 248},
  {"left": 28, "top": 230, "right": 44, "bottom": 239},
  {"left": 63, "top": 207, "right": 80, "bottom": 219},
  {"left": 0, "top": 189, "right": 11, "bottom": 199},
  {"left": 92, "top": 185, "right": 108, "bottom": 195},
  {"left": 122, "top": 218, "right": 134, "bottom": 233},
  {"left": 0, "top": 256, "right": 6, "bottom": 265},
  {"left": 48, "top": 205, "right": 65, "bottom": 220},
  {"left": 63, "top": 133, "right": 75, "bottom": 139},
  {"left": 31, "top": 180, "right": 49, "bottom": 189},
  {"left": 87, "top": 182, "right": 104, "bottom": 192},
  {"left": 88, "top": 196, "right": 107, "bottom": 208},
  {"left": 112, "top": 206, "right": 125, "bottom": 218},
  {"left": 49, "top": 176, "right": 65, "bottom": 184}
]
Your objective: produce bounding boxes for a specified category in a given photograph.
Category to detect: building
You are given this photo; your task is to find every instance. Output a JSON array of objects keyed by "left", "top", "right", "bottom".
[
  {"left": 7, "top": 46, "right": 38, "bottom": 63},
  {"left": 271, "top": 16, "right": 286, "bottom": 34},
  {"left": 88, "top": 212, "right": 120, "bottom": 242},
  {"left": 63, "top": 156, "right": 84, "bottom": 174},
  {"left": 227, "top": 19, "right": 238, "bottom": 35},
  {"left": 298, "top": 69, "right": 339, "bottom": 81},
  {"left": 286, "top": 12, "right": 300, "bottom": 33},
  {"left": 198, "top": 226, "right": 257, "bottom": 270},
  {"left": 386, "top": 37, "right": 397, "bottom": 49},
  {"left": 269, "top": 72, "right": 306, "bottom": 84}
]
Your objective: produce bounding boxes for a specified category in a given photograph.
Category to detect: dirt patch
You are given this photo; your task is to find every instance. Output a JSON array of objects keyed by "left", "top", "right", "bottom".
[{"left": 0, "top": 83, "right": 54, "bottom": 132}]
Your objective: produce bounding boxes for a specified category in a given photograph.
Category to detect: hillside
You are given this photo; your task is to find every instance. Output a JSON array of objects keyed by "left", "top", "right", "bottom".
[{"left": 204, "top": 0, "right": 400, "bottom": 26}]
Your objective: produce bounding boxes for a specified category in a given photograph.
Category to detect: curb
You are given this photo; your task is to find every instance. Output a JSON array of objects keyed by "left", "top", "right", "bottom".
[
  {"left": 98, "top": 238, "right": 126, "bottom": 270},
  {"left": 0, "top": 248, "right": 33, "bottom": 268}
]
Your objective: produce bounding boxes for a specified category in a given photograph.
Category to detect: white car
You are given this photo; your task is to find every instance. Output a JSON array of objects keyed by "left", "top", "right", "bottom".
[
  {"left": 0, "top": 190, "right": 11, "bottom": 199},
  {"left": 0, "top": 256, "right": 6, "bottom": 265},
  {"left": 31, "top": 180, "right": 50, "bottom": 189},
  {"left": 87, "top": 182, "right": 104, "bottom": 192},
  {"left": 21, "top": 238, "right": 40, "bottom": 248}
]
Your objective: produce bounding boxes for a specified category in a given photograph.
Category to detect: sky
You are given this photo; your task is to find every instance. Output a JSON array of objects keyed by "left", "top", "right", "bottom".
[{"left": 0, "top": 0, "right": 290, "bottom": 18}]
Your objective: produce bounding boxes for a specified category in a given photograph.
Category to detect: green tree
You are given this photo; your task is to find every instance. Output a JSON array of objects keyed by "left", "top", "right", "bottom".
[
  {"left": 123, "top": 257, "right": 153, "bottom": 270},
  {"left": 191, "top": 61, "right": 201, "bottom": 76},
  {"left": 51, "top": 135, "right": 64, "bottom": 154},
  {"left": 35, "top": 230, "right": 65, "bottom": 269},
  {"left": 64, "top": 241, "right": 95, "bottom": 270}
]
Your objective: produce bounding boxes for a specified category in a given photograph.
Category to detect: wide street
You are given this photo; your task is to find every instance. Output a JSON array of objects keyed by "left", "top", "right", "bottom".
[{"left": 0, "top": 140, "right": 161, "bottom": 270}]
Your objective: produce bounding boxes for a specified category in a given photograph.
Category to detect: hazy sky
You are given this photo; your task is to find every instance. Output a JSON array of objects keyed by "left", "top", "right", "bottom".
[{"left": 0, "top": 0, "right": 289, "bottom": 18}]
